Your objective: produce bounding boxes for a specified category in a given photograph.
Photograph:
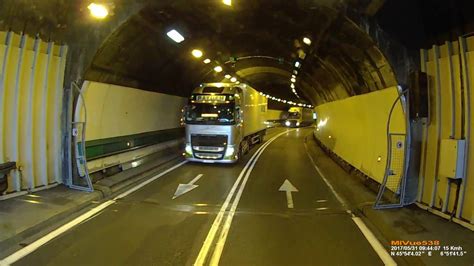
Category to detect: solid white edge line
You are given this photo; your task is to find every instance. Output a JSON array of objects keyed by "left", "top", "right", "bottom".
[
  {"left": 304, "top": 138, "right": 396, "bottom": 265},
  {"left": 0, "top": 200, "right": 115, "bottom": 266},
  {"left": 352, "top": 217, "right": 397, "bottom": 266},
  {"left": 114, "top": 161, "right": 187, "bottom": 200},
  {"left": 194, "top": 133, "right": 281, "bottom": 265},
  {"left": 209, "top": 130, "right": 294, "bottom": 266},
  {"left": 304, "top": 141, "right": 347, "bottom": 208},
  {"left": 0, "top": 160, "right": 187, "bottom": 266}
]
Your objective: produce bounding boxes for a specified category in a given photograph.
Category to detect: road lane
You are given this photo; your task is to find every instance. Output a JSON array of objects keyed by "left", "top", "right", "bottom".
[
  {"left": 12, "top": 128, "right": 287, "bottom": 265},
  {"left": 8, "top": 127, "right": 390, "bottom": 265},
  {"left": 216, "top": 128, "right": 384, "bottom": 265}
]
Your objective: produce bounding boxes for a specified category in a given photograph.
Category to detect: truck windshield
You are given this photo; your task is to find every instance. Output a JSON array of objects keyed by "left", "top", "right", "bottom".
[
  {"left": 288, "top": 112, "right": 301, "bottom": 119},
  {"left": 185, "top": 103, "right": 236, "bottom": 125}
]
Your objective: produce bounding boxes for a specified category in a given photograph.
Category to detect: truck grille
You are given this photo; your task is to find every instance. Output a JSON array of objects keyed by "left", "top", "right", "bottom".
[
  {"left": 191, "top": 134, "right": 228, "bottom": 160},
  {"left": 191, "top": 134, "right": 227, "bottom": 146}
]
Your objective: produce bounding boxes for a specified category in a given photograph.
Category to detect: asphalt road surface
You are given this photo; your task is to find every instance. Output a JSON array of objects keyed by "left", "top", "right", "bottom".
[{"left": 12, "top": 127, "right": 386, "bottom": 266}]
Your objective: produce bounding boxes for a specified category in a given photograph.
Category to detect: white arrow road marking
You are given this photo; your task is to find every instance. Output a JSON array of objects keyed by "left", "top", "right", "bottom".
[
  {"left": 279, "top": 179, "right": 299, "bottom": 208},
  {"left": 173, "top": 174, "right": 203, "bottom": 199}
]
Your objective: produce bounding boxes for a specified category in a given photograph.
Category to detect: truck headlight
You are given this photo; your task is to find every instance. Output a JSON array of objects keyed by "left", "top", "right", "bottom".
[
  {"left": 225, "top": 146, "right": 235, "bottom": 157},
  {"left": 185, "top": 143, "right": 193, "bottom": 155},
  {"left": 285, "top": 121, "right": 291, "bottom": 127}
]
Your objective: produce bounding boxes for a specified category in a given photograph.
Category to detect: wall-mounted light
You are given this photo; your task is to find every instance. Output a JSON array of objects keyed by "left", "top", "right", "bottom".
[
  {"left": 167, "top": 29, "right": 185, "bottom": 43},
  {"left": 88, "top": 3, "right": 109, "bottom": 19},
  {"left": 192, "top": 49, "right": 203, "bottom": 58},
  {"left": 214, "top": 66, "right": 223, "bottom": 72}
]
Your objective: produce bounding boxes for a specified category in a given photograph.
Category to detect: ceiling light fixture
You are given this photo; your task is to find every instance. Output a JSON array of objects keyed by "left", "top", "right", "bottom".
[
  {"left": 290, "top": 78, "right": 296, "bottom": 83},
  {"left": 192, "top": 49, "right": 203, "bottom": 58},
  {"left": 214, "top": 66, "right": 223, "bottom": 72},
  {"left": 167, "top": 29, "right": 185, "bottom": 43},
  {"left": 203, "top": 58, "right": 211, "bottom": 64},
  {"left": 230, "top": 77, "right": 237, "bottom": 82},
  {"left": 290, "top": 83, "right": 295, "bottom": 89},
  {"left": 303, "top": 37, "right": 312, "bottom": 45},
  {"left": 294, "top": 61, "right": 301, "bottom": 68},
  {"left": 225, "top": 74, "right": 231, "bottom": 79},
  {"left": 88, "top": 3, "right": 109, "bottom": 19},
  {"left": 222, "top": 0, "right": 232, "bottom": 6}
]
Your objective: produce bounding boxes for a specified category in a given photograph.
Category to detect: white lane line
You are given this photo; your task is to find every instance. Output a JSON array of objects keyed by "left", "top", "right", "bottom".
[
  {"left": 0, "top": 200, "right": 115, "bottom": 266},
  {"left": 0, "top": 161, "right": 187, "bottom": 265},
  {"left": 304, "top": 141, "right": 348, "bottom": 208},
  {"left": 209, "top": 130, "right": 293, "bottom": 266},
  {"left": 194, "top": 133, "right": 280, "bottom": 265},
  {"left": 352, "top": 217, "right": 397, "bottom": 266},
  {"left": 195, "top": 130, "right": 293, "bottom": 266},
  {"left": 114, "top": 161, "right": 187, "bottom": 200},
  {"left": 304, "top": 139, "right": 397, "bottom": 265}
]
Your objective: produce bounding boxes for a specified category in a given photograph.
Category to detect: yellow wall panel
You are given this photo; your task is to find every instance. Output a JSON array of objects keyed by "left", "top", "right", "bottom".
[
  {"left": 314, "top": 86, "right": 406, "bottom": 186},
  {"left": 0, "top": 32, "right": 67, "bottom": 195},
  {"left": 419, "top": 36, "right": 474, "bottom": 223},
  {"left": 461, "top": 48, "right": 474, "bottom": 221},
  {"left": 32, "top": 51, "right": 50, "bottom": 188}
]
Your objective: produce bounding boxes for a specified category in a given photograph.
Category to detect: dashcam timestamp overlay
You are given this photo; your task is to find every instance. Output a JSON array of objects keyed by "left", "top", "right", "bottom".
[{"left": 390, "top": 240, "right": 468, "bottom": 257}]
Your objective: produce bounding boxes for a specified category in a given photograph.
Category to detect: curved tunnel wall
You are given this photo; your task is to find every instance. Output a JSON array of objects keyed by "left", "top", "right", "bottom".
[
  {"left": 0, "top": 31, "right": 67, "bottom": 193},
  {"left": 314, "top": 86, "right": 406, "bottom": 190},
  {"left": 76, "top": 81, "right": 187, "bottom": 173}
]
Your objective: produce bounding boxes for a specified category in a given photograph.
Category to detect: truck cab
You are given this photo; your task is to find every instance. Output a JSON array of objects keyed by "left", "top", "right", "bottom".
[{"left": 183, "top": 83, "right": 267, "bottom": 163}]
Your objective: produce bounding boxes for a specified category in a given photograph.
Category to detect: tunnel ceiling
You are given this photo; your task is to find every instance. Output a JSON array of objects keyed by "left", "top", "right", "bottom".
[
  {"left": 2, "top": 0, "right": 474, "bottom": 108},
  {"left": 84, "top": 0, "right": 400, "bottom": 107}
]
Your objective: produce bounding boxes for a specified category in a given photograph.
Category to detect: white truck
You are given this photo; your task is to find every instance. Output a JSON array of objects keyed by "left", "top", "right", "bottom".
[
  {"left": 284, "top": 107, "right": 314, "bottom": 127},
  {"left": 183, "top": 83, "right": 267, "bottom": 163}
]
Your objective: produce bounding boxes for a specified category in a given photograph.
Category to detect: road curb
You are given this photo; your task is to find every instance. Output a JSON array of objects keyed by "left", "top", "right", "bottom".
[{"left": 0, "top": 190, "right": 103, "bottom": 258}]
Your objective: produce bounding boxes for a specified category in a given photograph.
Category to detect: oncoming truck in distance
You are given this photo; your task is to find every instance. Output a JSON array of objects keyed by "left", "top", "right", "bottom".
[
  {"left": 284, "top": 106, "right": 314, "bottom": 127},
  {"left": 183, "top": 83, "right": 267, "bottom": 163}
]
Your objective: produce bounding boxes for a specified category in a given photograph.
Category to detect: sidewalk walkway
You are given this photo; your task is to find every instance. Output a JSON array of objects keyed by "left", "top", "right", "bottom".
[
  {"left": 305, "top": 133, "right": 474, "bottom": 266},
  {"left": 0, "top": 156, "right": 182, "bottom": 259}
]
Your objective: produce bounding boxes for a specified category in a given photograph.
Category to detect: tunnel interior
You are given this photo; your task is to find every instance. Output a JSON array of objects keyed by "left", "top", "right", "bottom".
[
  {"left": 2, "top": 1, "right": 474, "bottom": 264},
  {"left": 84, "top": 0, "right": 403, "bottom": 110}
]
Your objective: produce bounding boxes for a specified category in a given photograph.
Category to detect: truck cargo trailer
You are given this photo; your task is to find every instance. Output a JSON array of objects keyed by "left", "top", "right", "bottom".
[{"left": 183, "top": 83, "right": 267, "bottom": 163}]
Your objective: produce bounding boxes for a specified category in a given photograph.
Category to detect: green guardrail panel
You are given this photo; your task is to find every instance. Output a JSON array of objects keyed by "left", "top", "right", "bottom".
[{"left": 84, "top": 127, "right": 184, "bottom": 160}]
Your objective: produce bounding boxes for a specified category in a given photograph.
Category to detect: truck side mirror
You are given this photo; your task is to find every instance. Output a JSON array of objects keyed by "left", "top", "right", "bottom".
[{"left": 235, "top": 106, "right": 242, "bottom": 123}]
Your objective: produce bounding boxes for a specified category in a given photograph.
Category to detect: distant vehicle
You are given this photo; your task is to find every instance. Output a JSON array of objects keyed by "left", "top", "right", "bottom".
[
  {"left": 284, "top": 107, "right": 314, "bottom": 127},
  {"left": 183, "top": 83, "right": 267, "bottom": 163}
]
